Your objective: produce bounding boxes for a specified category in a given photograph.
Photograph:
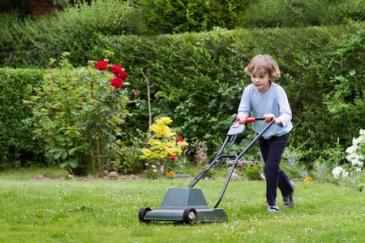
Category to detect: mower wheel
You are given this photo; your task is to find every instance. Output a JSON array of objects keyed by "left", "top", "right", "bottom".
[
  {"left": 182, "top": 208, "right": 197, "bottom": 224},
  {"left": 138, "top": 207, "right": 151, "bottom": 223}
]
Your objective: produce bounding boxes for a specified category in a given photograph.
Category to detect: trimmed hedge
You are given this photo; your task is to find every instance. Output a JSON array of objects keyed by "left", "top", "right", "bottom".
[
  {"left": 239, "top": 0, "right": 365, "bottom": 28},
  {"left": 139, "top": 0, "right": 252, "bottom": 34},
  {"left": 0, "top": 0, "right": 144, "bottom": 68},
  {"left": 0, "top": 68, "right": 44, "bottom": 166},
  {"left": 1, "top": 24, "right": 365, "bottom": 166},
  {"left": 98, "top": 24, "right": 365, "bottom": 164},
  {"left": 2, "top": 0, "right": 365, "bottom": 68}
]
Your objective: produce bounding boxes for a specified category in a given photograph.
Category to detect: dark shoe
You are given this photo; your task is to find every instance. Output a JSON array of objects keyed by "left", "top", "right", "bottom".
[
  {"left": 283, "top": 181, "right": 295, "bottom": 208},
  {"left": 267, "top": 204, "right": 279, "bottom": 213},
  {"left": 283, "top": 193, "right": 294, "bottom": 208}
]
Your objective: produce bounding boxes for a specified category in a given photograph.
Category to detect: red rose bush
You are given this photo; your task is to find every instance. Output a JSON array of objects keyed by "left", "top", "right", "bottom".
[{"left": 27, "top": 56, "right": 131, "bottom": 174}]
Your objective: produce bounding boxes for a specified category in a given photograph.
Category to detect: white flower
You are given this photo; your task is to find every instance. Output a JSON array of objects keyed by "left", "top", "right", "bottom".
[
  {"left": 342, "top": 170, "right": 349, "bottom": 178},
  {"left": 353, "top": 136, "right": 365, "bottom": 146},
  {"left": 332, "top": 166, "right": 344, "bottom": 179},
  {"left": 359, "top": 129, "right": 365, "bottom": 136},
  {"left": 346, "top": 145, "right": 357, "bottom": 154},
  {"left": 350, "top": 158, "right": 362, "bottom": 166}
]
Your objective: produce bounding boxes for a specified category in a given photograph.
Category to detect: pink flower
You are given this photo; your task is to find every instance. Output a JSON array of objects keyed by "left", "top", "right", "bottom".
[
  {"left": 159, "top": 165, "right": 164, "bottom": 173},
  {"left": 110, "top": 77, "right": 124, "bottom": 89},
  {"left": 132, "top": 88, "right": 140, "bottom": 95},
  {"left": 110, "top": 65, "right": 128, "bottom": 79},
  {"left": 95, "top": 60, "right": 109, "bottom": 70}
]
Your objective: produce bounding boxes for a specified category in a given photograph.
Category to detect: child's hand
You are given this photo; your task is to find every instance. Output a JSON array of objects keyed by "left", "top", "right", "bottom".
[
  {"left": 237, "top": 113, "right": 248, "bottom": 123},
  {"left": 263, "top": 114, "right": 282, "bottom": 124}
]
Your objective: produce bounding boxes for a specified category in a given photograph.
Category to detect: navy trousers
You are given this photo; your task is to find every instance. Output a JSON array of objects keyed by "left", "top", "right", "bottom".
[{"left": 258, "top": 133, "right": 293, "bottom": 206}]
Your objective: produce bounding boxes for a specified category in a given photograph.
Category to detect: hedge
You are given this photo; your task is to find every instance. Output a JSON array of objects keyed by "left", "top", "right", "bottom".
[
  {"left": 0, "top": 0, "right": 144, "bottom": 68},
  {"left": 1, "top": 23, "right": 365, "bottom": 167},
  {"left": 98, "top": 23, "right": 365, "bottom": 164},
  {"left": 140, "top": 0, "right": 365, "bottom": 33},
  {"left": 2, "top": 0, "right": 365, "bottom": 68},
  {"left": 239, "top": 0, "right": 365, "bottom": 28},
  {"left": 0, "top": 68, "right": 44, "bottom": 167}
]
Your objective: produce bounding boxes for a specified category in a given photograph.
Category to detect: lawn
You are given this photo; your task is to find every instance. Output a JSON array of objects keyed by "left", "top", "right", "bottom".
[{"left": 0, "top": 168, "right": 364, "bottom": 243}]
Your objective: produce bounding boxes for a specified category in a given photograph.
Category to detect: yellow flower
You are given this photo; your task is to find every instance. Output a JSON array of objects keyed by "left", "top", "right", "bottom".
[
  {"left": 303, "top": 176, "right": 313, "bottom": 184},
  {"left": 140, "top": 116, "right": 189, "bottom": 162},
  {"left": 156, "top": 117, "right": 172, "bottom": 126},
  {"left": 149, "top": 123, "right": 175, "bottom": 138},
  {"left": 177, "top": 140, "right": 188, "bottom": 147}
]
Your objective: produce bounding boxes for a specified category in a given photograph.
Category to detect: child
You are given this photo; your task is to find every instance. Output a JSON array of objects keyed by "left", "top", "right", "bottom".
[{"left": 237, "top": 54, "right": 294, "bottom": 213}]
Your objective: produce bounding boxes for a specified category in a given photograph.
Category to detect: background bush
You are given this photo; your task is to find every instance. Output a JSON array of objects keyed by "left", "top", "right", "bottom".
[
  {"left": 1, "top": 14, "right": 365, "bottom": 171},
  {"left": 25, "top": 57, "right": 131, "bottom": 175},
  {"left": 0, "top": 0, "right": 145, "bottom": 68},
  {"left": 2, "top": 0, "right": 365, "bottom": 68},
  {"left": 0, "top": 68, "right": 44, "bottom": 167},
  {"left": 239, "top": 0, "right": 365, "bottom": 28},
  {"left": 139, "top": 0, "right": 252, "bottom": 34}
]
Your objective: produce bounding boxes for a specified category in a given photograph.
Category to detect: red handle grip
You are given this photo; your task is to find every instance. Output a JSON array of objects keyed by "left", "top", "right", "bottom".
[
  {"left": 245, "top": 117, "right": 256, "bottom": 123},
  {"left": 234, "top": 117, "right": 261, "bottom": 125}
]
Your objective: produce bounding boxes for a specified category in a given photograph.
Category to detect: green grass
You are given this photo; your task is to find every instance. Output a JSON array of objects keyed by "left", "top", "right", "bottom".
[{"left": 0, "top": 169, "right": 364, "bottom": 242}]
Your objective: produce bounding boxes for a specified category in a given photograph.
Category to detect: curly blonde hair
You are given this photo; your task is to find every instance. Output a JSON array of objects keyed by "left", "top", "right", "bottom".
[{"left": 244, "top": 55, "right": 281, "bottom": 80}]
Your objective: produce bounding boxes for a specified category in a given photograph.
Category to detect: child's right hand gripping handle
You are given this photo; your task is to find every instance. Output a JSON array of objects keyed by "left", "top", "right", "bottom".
[
  {"left": 236, "top": 117, "right": 265, "bottom": 124},
  {"left": 233, "top": 117, "right": 265, "bottom": 127}
]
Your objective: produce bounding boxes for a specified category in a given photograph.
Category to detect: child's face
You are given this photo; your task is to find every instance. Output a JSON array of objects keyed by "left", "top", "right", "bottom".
[{"left": 250, "top": 72, "right": 270, "bottom": 93}]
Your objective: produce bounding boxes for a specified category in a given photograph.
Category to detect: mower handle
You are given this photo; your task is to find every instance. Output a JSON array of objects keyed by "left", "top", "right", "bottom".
[{"left": 234, "top": 117, "right": 265, "bottom": 125}]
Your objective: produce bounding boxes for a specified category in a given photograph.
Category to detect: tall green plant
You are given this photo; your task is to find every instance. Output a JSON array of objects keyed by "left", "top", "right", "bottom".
[
  {"left": 25, "top": 55, "right": 130, "bottom": 174},
  {"left": 0, "top": 68, "right": 44, "bottom": 167}
]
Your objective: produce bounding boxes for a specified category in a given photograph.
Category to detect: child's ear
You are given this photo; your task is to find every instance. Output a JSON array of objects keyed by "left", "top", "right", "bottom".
[{"left": 270, "top": 70, "right": 279, "bottom": 80}]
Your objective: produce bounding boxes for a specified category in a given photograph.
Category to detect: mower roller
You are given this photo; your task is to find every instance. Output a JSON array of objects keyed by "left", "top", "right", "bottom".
[{"left": 138, "top": 117, "right": 274, "bottom": 224}]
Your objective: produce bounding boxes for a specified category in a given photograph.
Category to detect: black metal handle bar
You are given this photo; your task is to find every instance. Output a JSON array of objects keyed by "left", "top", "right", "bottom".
[
  {"left": 188, "top": 117, "right": 269, "bottom": 188},
  {"left": 213, "top": 119, "right": 275, "bottom": 208}
]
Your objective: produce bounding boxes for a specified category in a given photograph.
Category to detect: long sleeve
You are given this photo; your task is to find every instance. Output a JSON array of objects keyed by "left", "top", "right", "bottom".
[
  {"left": 277, "top": 87, "right": 292, "bottom": 128},
  {"left": 237, "top": 86, "right": 251, "bottom": 116}
]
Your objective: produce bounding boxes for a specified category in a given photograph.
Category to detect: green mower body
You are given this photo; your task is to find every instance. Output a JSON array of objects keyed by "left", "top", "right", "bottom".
[{"left": 139, "top": 187, "right": 228, "bottom": 223}]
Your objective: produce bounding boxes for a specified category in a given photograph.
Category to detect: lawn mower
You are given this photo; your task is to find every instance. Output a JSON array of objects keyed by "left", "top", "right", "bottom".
[{"left": 138, "top": 117, "right": 274, "bottom": 224}]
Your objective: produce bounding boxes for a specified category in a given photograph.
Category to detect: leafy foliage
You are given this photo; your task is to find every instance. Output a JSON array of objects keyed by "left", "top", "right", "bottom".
[
  {"left": 0, "top": 68, "right": 43, "bottom": 168},
  {"left": 239, "top": 0, "right": 365, "bottom": 28},
  {"left": 2, "top": 23, "right": 365, "bottom": 169},
  {"left": 0, "top": 0, "right": 145, "bottom": 67},
  {"left": 0, "top": 68, "right": 44, "bottom": 168},
  {"left": 139, "top": 0, "right": 251, "bottom": 34},
  {"left": 25, "top": 55, "right": 130, "bottom": 174}
]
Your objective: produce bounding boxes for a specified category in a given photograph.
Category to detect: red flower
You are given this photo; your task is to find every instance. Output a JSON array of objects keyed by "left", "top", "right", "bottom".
[
  {"left": 95, "top": 60, "right": 109, "bottom": 70},
  {"left": 177, "top": 136, "right": 185, "bottom": 142},
  {"left": 110, "top": 77, "right": 124, "bottom": 89},
  {"left": 170, "top": 155, "right": 177, "bottom": 161},
  {"left": 110, "top": 65, "right": 128, "bottom": 79}
]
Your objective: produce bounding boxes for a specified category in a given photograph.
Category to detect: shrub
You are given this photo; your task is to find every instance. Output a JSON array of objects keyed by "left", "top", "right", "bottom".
[
  {"left": 109, "top": 145, "right": 145, "bottom": 174},
  {"left": 25, "top": 56, "right": 131, "bottom": 174},
  {"left": 243, "top": 162, "right": 263, "bottom": 180},
  {"left": 0, "top": 0, "right": 145, "bottom": 68},
  {"left": 139, "top": 0, "right": 251, "bottom": 34},
  {"left": 239, "top": 0, "right": 365, "bottom": 28},
  {"left": 103, "top": 24, "right": 364, "bottom": 163},
  {"left": 2, "top": 23, "right": 365, "bottom": 169},
  {"left": 141, "top": 117, "right": 188, "bottom": 177},
  {"left": 0, "top": 68, "right": 44, "bottom": 168}
]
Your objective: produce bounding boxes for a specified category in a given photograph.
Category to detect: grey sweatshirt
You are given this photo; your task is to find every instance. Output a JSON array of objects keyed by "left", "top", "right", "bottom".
[{"left": 238, "top": 82, "right": 293, "bottom": 139}]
